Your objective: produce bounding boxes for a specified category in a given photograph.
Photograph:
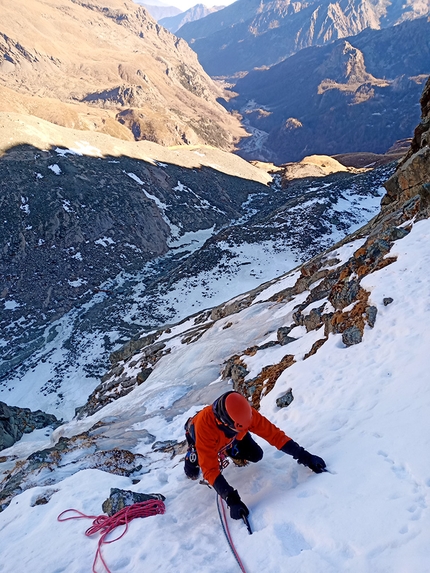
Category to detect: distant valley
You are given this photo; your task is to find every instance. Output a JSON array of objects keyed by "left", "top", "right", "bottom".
[
  {"left": 176, "top": 0, "right": 429, "bottom": 163},
  {"left": 225, "top": 17, "right": 430, "bottom": 162}
]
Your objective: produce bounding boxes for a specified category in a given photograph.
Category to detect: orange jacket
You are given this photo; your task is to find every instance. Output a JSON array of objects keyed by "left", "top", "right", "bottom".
[{"left": 192, "top": 404, "right": 291, "bottom": 485}]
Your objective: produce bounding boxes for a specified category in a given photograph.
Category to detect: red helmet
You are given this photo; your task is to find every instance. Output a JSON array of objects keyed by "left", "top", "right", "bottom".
[{"left": 213, "top": 392, "right": 252, "bottom": 431}]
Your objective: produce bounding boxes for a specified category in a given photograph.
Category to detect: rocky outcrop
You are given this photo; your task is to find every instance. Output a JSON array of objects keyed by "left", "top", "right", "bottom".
[
  {"left": 381, "top": 76, "right": 430, "bottom": 219},
  {"left": 0, "top": 428, "right": 146, "bottom": 511},
  {"left": 75, "top": 340, "right": 170, "bottom": 419},
  {"left": 0, "top": 401, "right": 61, "bottom": 451},
  {"left": 102, "top": 489, "right": 165, "bottom": 517}
]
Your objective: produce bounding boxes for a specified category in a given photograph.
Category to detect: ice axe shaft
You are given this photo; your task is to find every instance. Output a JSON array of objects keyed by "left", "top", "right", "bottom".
[{"left": 241, "top": 511, "right": 252, "bottom": 535}]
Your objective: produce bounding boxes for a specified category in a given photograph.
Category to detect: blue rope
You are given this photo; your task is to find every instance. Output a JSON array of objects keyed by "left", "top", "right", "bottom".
[{"left": 216, "top": 495, "right": 248, "bottom": 573}]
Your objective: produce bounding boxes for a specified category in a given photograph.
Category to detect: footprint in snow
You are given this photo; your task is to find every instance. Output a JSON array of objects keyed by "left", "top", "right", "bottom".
[{"left": 274, "top": 522, "right": 311, "bottom": 556}]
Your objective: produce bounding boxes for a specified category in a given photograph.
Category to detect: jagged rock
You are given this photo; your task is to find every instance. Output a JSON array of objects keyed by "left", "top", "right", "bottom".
[
  {"left": 102, "top": 488, "right": 165, "bottom": 517},
  {"left": 366, "top": 306, "right": 378, "bottom": 328},
  {"left": 221, "top": 356, "right": 249, "bottom": 384},
  {"left": 211, "top": 295, "right": 255, "bottom": 321},
  {"left": 277, "top": 326, "right": 297, "bottom": 345},
  {"left": 304, "top": 306, "right": 326, "bottom": 332},
  {"left": 276, "top": 389, "right": 294, "bottom": 409},
  {"left": 342, "top": 326, "right": 363, "bottom": 346},
  {"left": 329, "top": 277, "right": 361, "bottom": 311},
  {"left": 383, "top": 297, "right": 394, "bottom": 306},
  {"left": 76, "top": 341, "right": 169, "bottom": 419},
  {"left": 304, "top": 338, "right": 328, "bottom": 360},
  {"left": 231, "top": 354, "right": 295, "bottom": 409},
  {"left": 137, "top": 368, "right": 153, "bottom": 384},
  {"left": 0, "top": 401, "right": 61, "bottom": 451},
  {"left": 110, "top": 333, "right": 161, "bottom": 365},
  {"left": 151, "top": 440, "right": 187, "bottom": 458},
  {"left": 379, "top": 226, "right": 411, "bottom": 242}
]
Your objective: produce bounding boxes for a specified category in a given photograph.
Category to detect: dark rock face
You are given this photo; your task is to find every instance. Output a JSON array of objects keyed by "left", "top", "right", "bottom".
[
  {"left": 0, "top": 401, "right": 61, "bottom": 451},
  {"left": 0, "top": 143, "right": 266, "bottom": 382},
  {"left": 342, "top": 326, "right": 363, "bottom": 346},
  {"left": 0, "top": 145, "right": 263, "bottom": 318},
  {"left": 276, "top": 388, "right": 294, "bottom": 409},
  {"left": 381, "top": 75, "right": 430, "bottom": 221},
  {"left": 227, "top": 18, "right": 430, "bottom": 163}
]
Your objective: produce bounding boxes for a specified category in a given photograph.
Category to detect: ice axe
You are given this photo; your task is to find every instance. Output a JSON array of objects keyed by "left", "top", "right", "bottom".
[{"left": 240, "top": 509, "right": 252, "bottom": 535}]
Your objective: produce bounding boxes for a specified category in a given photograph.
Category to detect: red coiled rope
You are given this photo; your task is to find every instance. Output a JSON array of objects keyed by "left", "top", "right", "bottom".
[{"left": 58, "top": 500, "right": 166, "bottom": 573}]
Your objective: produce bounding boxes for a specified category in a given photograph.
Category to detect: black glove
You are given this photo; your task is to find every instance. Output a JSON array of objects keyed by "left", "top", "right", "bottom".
[
  {"left": 281, "top": 439, "right": 326, "bottom": 473},
  {"left": 184, "top": 449, "right": 200, "bottom": 480},
  {"left": 299, "top": 451, "right": 326, "bottom": 473},
  {"left": 226, "top": 489, "right": 249, "bottom": 520}
]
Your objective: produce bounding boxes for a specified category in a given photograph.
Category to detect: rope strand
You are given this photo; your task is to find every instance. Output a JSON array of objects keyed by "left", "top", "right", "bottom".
[
  {"left": 58, "top": 500, "right": 165, "bottom": 573},
  {"left": 216, "top": 495, "right": 248, "bottom": 573}
]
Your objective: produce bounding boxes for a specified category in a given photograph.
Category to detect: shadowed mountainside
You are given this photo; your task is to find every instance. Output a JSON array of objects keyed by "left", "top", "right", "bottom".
[{"left": 225, "top": 18, "right": 430, "bottom": 163}]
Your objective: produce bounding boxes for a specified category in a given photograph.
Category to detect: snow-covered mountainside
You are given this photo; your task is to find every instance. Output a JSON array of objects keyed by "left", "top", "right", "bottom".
[
  {"left": 0, "top": 79, "right": 429, "bottom": 573},
  {"left": 0, "top": 115, "right": 392, "bottom": 418}
]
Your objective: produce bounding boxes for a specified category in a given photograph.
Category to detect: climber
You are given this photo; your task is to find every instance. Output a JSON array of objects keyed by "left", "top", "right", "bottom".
[{"left": 184, "top": 391, "right": 326, "bottom": 521}]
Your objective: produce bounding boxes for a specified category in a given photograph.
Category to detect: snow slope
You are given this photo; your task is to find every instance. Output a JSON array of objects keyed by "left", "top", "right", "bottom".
[
  {"left": 1, "top": 160, "right": 390, "bottom": 420},
  {"left": 0, "top": 216, "right": 429, "bottom": 573}
]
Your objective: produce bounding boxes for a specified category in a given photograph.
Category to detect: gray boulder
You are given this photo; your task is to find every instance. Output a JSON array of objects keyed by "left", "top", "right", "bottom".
[{"left": 0, "top": 401, "right": 61, "bottom": 451}]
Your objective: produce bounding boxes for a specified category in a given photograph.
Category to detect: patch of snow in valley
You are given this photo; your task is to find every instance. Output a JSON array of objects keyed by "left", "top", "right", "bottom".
[
  {"left": 48, "top": 164, "right": 61, "bottom": 175},
  {"left": 3, "top": 300, "right": 20, "bottom": 311},
  {"left": 95, "top": 236, "right": 115, "bottom": 247}
]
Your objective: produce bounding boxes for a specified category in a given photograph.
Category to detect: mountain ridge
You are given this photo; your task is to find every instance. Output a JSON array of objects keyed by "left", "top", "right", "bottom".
[
  {"left": 0, "top": 0, "right": 244, "bottom": 149},
  {"left": 177, "top": 0, "right": 429, "bottom": 76},
  {"left": 226, "top": 17, "right": 430, "bottom": 163}
]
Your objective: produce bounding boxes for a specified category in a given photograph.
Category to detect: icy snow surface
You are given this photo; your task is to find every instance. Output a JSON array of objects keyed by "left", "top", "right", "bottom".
[{"left": 0, "top": 219, "right": 429, "bottom": 572}]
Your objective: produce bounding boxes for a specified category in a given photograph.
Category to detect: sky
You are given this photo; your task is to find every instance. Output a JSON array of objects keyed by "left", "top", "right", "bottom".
[
  {"left": 0, "top": 211, "right": 429, "bottom": 572},
  {"left": 135, "top": 0, "right": 237, "bottom": 12}
]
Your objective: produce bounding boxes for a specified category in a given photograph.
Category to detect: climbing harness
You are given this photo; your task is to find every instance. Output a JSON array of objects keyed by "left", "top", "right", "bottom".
[
  {"left": 58, "top": 499, "right": 165, "bottom": 573},
  {"left": 216, "top": 495, "right": 250, "bottom": 573}
]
